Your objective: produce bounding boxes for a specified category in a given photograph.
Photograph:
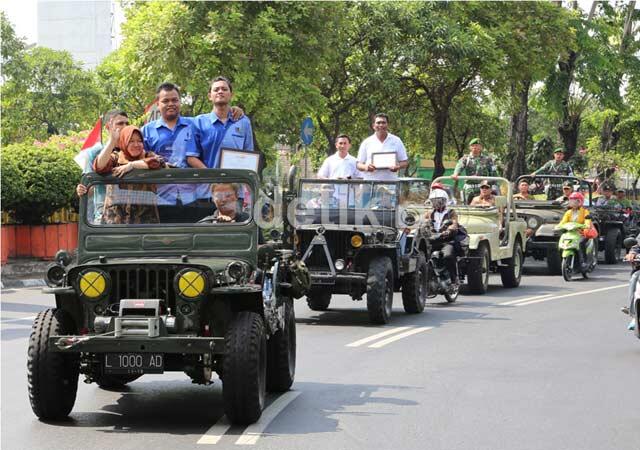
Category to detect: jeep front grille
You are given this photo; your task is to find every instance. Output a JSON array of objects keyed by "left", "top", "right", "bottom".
[
  {"left": 108, "top": 267, "right": 177, "bottom": 312},
  {"left": 300, "top": 231, "right": 352, "bottom": 271}
]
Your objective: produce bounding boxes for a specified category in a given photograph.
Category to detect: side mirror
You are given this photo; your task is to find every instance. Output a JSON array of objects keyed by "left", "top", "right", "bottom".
[{"left": 623, "top": 237, "right": 638, "bottom": 250}]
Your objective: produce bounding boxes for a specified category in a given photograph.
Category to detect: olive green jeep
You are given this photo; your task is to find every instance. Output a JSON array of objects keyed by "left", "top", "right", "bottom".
[
  {"left": 29, "top": 169, "right": 308, "bottom": 425},
  {"left": 427, "top": 176, "right": 527, "bottom": 294}
]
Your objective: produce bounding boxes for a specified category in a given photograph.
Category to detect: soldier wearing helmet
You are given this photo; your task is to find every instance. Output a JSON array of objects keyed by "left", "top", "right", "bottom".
[
  {"left": 427, "top": 189, "right": 467, "bottom": 282},
  {"left": 558, "top": 191, "right": 594, "bottom": 271}
]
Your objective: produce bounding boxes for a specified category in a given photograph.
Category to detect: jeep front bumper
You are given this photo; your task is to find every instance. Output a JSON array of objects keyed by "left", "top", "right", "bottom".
[{"left": 48, "top": 335, "right": 225, "bottom": 354}]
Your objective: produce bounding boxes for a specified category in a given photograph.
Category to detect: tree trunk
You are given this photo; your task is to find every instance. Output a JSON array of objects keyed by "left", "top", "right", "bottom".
[
  {"left": 316, "top": 116, "right": 336, "bottom": 157},
  {"left": 505, "top": 80, "right": 530, "bottom": 181},
  {"left": 432, "top": 111, "right": 447, "bottom": 180},
  {"left": 599, "top": 114, "right": 620, "bottom": 153}
]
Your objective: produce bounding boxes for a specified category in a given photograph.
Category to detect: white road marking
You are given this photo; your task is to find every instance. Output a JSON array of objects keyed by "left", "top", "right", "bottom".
[
  {"left": 500, "top": 294, "right": 554, "bottom": 306},
  {"left": 0, "top": 315, "right": 36, "bottom": 324},
  {"left": 516, "top": 284, "right": 628, "bottom": 307},
  {"left": 368, "top": 327, "right": 433, "bottom": 348},
  {"left": 234, "top": 391, "right": 301, "bottom": 445},
  {"left": 345, "top": 327, "right": 412, "bottom": 347},
  {"left": 197, "top": 415, "right": 231, "bottom": 445}
]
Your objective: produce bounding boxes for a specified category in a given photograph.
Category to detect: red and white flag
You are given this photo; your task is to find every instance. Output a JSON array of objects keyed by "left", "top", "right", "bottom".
[{"left": 74, "top": 118, "right": 102, "bottom": 170}]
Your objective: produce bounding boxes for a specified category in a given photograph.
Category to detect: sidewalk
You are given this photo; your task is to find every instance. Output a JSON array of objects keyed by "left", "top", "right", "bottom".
[{"left": 1, "top": 258, "right": 49, "bottom": 288}]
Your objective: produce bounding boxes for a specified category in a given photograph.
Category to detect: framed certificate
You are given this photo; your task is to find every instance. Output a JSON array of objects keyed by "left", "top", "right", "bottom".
[
  {"left": 219, "top": 148, "right": 260, "bottom": 172},
  {"left": 372, "top": 151, "right": 397, "bottom": 169}
]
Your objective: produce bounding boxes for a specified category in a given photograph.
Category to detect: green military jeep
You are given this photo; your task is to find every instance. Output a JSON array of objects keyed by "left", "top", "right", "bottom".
[
  {"left": 293, "top": 178, "right": 431, "bottom": 324},
  {"left": 29, "top": 169, "right": 308, "bottom": 425},
  {"left": 429, "top": 176, "right": 527, "bottom": 294}
]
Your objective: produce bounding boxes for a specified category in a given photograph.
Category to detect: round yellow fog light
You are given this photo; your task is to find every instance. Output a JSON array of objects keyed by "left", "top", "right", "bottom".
[
  {"left": 177, "top": 270, "right": 206, "bottom": 299},
  {"left": 78, "top": 270, "right": 108, "bottom": 299},
  {"left": 351, "top": 234, "right": 363, "bottom": 248}
]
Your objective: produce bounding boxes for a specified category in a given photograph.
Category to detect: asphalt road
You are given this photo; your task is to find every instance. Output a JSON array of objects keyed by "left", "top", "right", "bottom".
[{"left": 2, "top": 261, "right": 639, "bottom": 450}]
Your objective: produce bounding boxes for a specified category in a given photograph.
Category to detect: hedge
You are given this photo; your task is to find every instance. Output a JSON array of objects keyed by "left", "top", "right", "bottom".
[{"left": 1, "top": 135, "right": 83, "bottom": 224}]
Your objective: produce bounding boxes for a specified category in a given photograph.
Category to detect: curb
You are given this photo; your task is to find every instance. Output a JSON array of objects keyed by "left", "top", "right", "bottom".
[{"left": 1, "top": 278, "right": 47, "bottom": 289}]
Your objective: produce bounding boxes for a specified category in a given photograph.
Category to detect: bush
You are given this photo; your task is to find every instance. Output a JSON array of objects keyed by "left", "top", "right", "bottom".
[{"left": 1, "top": 136, "right": 83, "bottom": 224}]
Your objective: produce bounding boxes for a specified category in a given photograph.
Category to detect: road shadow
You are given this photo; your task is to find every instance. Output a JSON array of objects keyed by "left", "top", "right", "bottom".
[{"left": 33, "top": 379, "right": 420, "bottom": 438}]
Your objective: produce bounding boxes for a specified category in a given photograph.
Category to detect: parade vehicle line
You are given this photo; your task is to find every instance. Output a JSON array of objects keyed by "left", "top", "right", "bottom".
[{"left": 498, "top": 283, "right": 628, "bottom": 307}]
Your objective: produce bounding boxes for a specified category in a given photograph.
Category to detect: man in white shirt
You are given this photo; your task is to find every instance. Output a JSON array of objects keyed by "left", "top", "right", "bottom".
[
  {"left": 317, "top": 134, "right": 361, "bottom": 179},
  {"left": 356, "top": 113, "right": 409, "bottom": 181}
]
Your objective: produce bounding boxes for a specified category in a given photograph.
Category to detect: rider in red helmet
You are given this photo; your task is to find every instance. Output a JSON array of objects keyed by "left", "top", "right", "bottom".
[{"left": 558, "top": 191, "right": 594, "bottom": 270}]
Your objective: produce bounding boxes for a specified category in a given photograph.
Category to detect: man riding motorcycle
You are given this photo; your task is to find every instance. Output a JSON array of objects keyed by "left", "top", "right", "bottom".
[
  {"left": 557, "top": 192, "right": 594, "bottom": 271},
  {"left": 427, "top": 189, "right": 467, "bottom": 282}
]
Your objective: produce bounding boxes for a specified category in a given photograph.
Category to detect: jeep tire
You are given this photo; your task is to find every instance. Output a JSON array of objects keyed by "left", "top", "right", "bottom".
[
  {"left": 467, "top": 244, "right": 490, "bottom": 295},
  {"left": 546, "top": 248, "right": 562, "bottom": 275},
  {"left": 28, "top": 308, "right": 80, "bottom": 420},
  {"left": 223, "top": 312, "right": 267, "bottom": 425},
  {"left": 306, "top": 289, "right": 331, "bottom": 311},
  {"left": 500, "top": 239, "right": 523, "bottom": 288},
  {"left": 401, "top": 253, "right": 428, "bottom": 314},
  {"left": 604, "top": 227, "right": 622, "bottom": 264},
  {"left": 266, "top": 298, "right": 296, "bottom": 392},
  {"left": 367, "top": 257, "right": 394, "bottom": 324}
]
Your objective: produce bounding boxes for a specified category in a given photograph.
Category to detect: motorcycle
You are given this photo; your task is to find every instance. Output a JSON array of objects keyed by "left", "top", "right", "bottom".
[
  {"left": 555, "top": 222, "right": 597, "bottom": 281},
  {"left": 426, "top": 231, "right": 462, "bottom": 303}
]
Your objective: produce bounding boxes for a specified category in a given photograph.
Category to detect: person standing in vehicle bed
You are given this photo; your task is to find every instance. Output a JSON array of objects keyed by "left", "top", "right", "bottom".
[
  {"left": 76, "top": 109, "right": 130, "bottom": 223},
  {"left": 532, "top": 148, "right": 574, "bottom": 177},
  {"left": 317, "top": 134, "right": 361, "bottom": 180},
  {"left": 451, "top": 138, "right": 498, "bottom": 201},
  {"left": 356, "top": 113, "right": 409, "bottom": 181}
]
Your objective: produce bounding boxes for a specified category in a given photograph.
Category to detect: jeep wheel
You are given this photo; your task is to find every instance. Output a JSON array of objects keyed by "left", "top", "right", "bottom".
[
  {"left": 467, "top": 244, "right": 490, "bottom": 294},
  {"left": 500, "top": 240, "right": 523, "bottom": 288},
  {"left": 401, "top": 253, "right": 427, "bottom": 314},
  {"left": 546, "top": 248, "right": 562, "bottom": 275},
  {"left": 604, "top": 228, "right": 622, "bottom": 264},
  {"left": 27, "top": 308, "right": 79, "bottom": 420},
  {"left": 306, "top": 289, "right": 331, "bottom": 311},
  {"left": 367, "top": 257, "right": 394, "bottom": 324},
  {"left": 267, "top": 298, "right": 296, "bottom": 392},
  {"left": 223, "top": 312, "right": 267, "bottom": 425},
  {"left": 95, "top": 374, "right": 141, "bottom": 389}
]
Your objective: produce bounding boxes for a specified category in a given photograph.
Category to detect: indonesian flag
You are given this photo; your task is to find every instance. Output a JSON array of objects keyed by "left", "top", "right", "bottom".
[
  {"left": 74, "top": 118, "right": 102, "bottom": 170},
  {"left": 82, "top": 118, "right": 102, "bottom": 150}
]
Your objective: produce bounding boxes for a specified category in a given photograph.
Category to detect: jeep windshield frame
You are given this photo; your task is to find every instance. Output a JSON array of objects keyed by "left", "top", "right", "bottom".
[
  {"left": 514, "top": 175, "right": 592, "bottom": 206},
  {"left": 76, "top": 169, "right": 260, "bottom": 264}
]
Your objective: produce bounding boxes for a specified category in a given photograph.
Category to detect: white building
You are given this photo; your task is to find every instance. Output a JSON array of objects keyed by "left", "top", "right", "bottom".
[{"left": 37, "top": 1, "right": 120, "bottom": 69}]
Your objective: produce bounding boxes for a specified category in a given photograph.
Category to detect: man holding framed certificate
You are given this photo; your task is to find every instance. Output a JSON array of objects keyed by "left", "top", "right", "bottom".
[{"left": 356, "top": 113, "right": 409, "bottom": 181}]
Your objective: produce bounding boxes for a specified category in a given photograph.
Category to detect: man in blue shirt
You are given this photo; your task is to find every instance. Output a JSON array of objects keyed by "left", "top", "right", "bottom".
[
  {"left": 188, "top": 76, "right": 254, "bottom": 169},
  {"left": 76, "top": 109, "right": 129, "bottom": 223},
  {"left": 142, "top": 82, "right": 201, "bottom": 222}
]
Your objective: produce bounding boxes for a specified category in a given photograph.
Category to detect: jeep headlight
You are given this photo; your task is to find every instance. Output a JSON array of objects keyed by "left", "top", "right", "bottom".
[
  {"left": 527, "top": 217, "right": 540, "bottom": 229},
  {"left": 226, "top": 261, "right": 248, "bottom": 282},
  {"left": 351, "top": 234, "right": 363, "bottom": 248},
  {"left": 78, "top": 269, "right": 109, "bottom": 300},
  {"left": 175, "top": 269, "right": 207, "bottom": 300}
]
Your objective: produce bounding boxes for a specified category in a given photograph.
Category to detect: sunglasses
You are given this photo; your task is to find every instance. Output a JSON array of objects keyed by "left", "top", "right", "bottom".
[{"left": 480, "top": 186, "right": 490, "bottom": 190}]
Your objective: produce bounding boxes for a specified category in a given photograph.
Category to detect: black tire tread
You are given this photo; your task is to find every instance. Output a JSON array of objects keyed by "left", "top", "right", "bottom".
[
  {"left": 306, "top": 290, "right": 331, "bottom": 311},
  {"left": 27, "top": 308, "right": 79, "bottom": 420},
  {"left": 467, "top": 245, "right": 489, "bottom": 294},
  {"left": 546, "top": 248, "right": 562, "bottom": 275},
  {"left": 266, "top": 299, "right": 296, "bottom": 392},
  {"left": 604, "top": 228, "right": 621, "bottom": 265},
  {"left": 500, "top": 240, "right": 523, "bottom": 288},
  {"left": 401, "top": 253, "right": 427, "bottom": 313},
  {"left": 367, "top": 257, "right": 393, "bottom": 324},
  {"left": 223, "top": 312, "right": 266, "bottom": 425}
]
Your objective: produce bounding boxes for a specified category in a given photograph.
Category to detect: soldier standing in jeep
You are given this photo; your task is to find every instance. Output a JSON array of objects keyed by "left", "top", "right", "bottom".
[{"left": 451, "top": 138, "right": 498, "bottom": 200}]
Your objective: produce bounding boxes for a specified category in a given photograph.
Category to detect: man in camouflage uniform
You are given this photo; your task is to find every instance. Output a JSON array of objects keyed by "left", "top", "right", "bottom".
[
  {"left": 532, "top": 148, "right": 574, "bottom": 176},
  {"left": 452, "top": 137, "right": 498, "bottom": 202}
]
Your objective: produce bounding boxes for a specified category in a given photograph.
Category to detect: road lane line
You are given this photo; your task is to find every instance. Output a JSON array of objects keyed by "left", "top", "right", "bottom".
[
  {"left": 0, "top": 315, "right": 36, "bottom": 324},
  {"left": 234, "top": 391, "right": 301, "bottom": 445},
  {"left": 197, "top": 415, "right": 231, "bottom": 445},
  {"left": 368, "top": 327, "right": 433, "bottom": 348},
  {"left": 345, "top": 327, "right": 412, "bottom": 347},
  {"left": 517, "top": 284, "right": 628, "bottom": 307},
  {"left": 500, "top": 294, "right": 553, "bottom": 306}
]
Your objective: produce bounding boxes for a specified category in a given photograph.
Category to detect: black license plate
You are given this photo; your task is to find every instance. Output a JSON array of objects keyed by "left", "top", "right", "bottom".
[{"left": 104, "top": 353, "right": 164, "bottom": 374}]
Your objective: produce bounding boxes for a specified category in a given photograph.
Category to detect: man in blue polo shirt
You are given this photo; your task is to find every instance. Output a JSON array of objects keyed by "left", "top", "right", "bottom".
[
  {"left": 188, "top": 76, "right": 254, "bottom": 169},
  {"left": 142, "top": 82, "right": 200, "bottom": 222}
]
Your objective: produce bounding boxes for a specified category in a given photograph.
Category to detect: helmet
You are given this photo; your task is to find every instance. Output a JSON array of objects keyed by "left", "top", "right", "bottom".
[
  {"left": 568, "top": 192, "right": 584, "bottom": 207},
  {"left": 431, "top": 182, "right": 445, "bottom": 190},
  {"left": 429, "top": 189, "right": 449, "bottom": 211}
]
